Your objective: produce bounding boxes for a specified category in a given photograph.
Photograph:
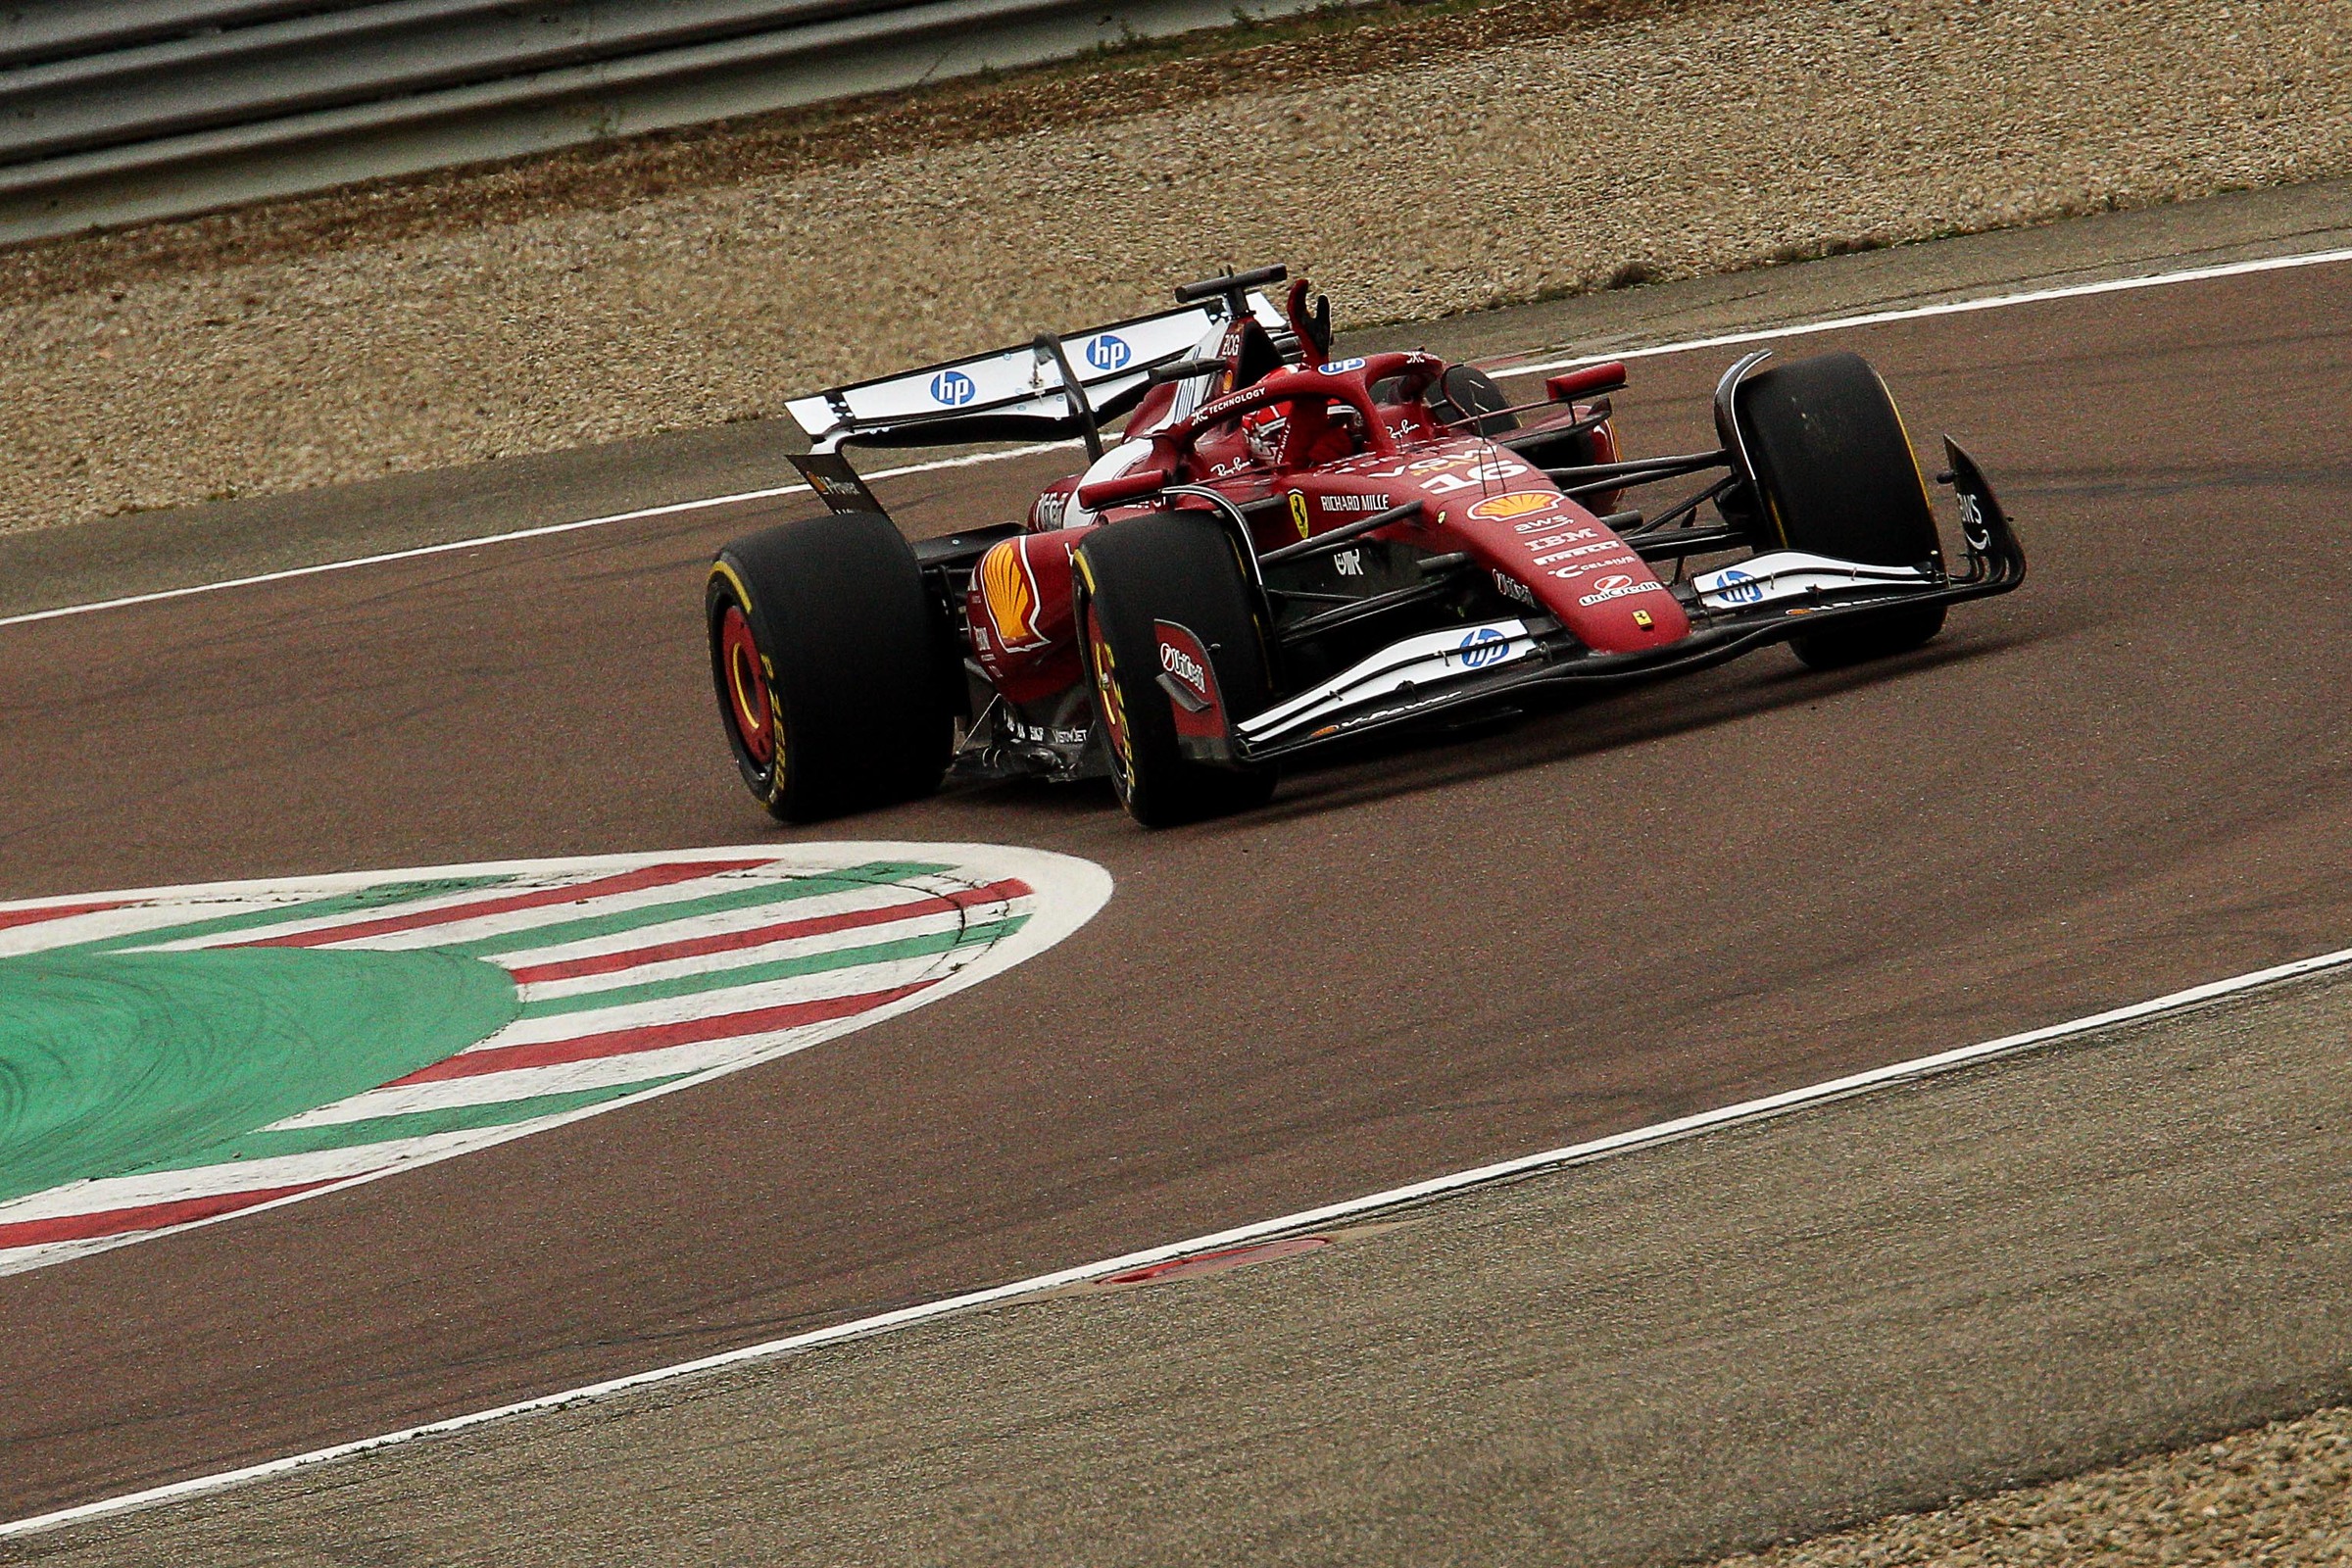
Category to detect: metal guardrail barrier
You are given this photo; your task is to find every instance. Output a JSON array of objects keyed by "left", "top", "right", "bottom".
[{"left": 0, "top": 0, "right": 1316, "bottom": 245}]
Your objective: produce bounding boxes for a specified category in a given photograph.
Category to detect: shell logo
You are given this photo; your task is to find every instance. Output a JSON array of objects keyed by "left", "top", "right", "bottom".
[
  {"left": 1467, "top": 492, "right": 1559, "bottom": 522},
  {"left": 979, "top": 540, "right": 1047, "bottom": 649}
]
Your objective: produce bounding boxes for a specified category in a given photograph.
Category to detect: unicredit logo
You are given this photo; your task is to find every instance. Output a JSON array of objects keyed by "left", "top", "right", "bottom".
[{"left": 1159, "top": 643, "right": 1205, "bottom": 690}]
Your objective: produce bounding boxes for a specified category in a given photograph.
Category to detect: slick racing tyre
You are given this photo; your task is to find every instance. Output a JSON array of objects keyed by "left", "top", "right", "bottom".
[
  {"left": 1736, "top": 350, "right": 1947, "bottom": 668},
  {"left": 707, "top": 511, "right": 953, "bottom": 822},
  {"left": 1075, "top": 511, "right": 1277, "bottom": 828}
]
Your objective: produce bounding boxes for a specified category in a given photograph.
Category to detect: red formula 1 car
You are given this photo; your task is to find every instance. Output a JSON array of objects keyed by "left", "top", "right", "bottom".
[{"left": 708, "top": 265, "right": 2024, "bottom": 826}]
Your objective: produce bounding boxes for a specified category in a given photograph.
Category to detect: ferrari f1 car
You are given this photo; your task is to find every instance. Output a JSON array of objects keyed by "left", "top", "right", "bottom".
[{"left": 708, "top": 264, "right": 2025, "bottom": 826}]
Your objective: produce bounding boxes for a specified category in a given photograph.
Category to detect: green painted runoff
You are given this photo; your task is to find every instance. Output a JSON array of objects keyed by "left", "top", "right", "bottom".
[{"left": 0, "top": 947, "right": 519, "bottom": 1205}]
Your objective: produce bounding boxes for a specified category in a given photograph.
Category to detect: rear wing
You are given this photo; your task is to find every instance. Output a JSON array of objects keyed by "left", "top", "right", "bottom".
[{"left": 785, "top": 293, "right": 1285, "bottom": 457}]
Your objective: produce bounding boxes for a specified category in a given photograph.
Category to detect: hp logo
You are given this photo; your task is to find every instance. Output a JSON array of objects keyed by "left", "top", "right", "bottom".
[
  {"left": 1452, "top": 627, "right": 1511, "bottom": 669},
  {"left": 1715, "top": 567, "right": 1765, "bottom": 605},
  {"left": 1085, "top": 334, "right": 1132, "bottom": 371},
  {"left": 930, "top": 370, "right": 978, "bottom": 407}
]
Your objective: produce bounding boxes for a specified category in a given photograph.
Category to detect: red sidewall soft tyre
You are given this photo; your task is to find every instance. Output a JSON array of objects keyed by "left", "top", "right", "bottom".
[{"left": 715, "top": 602, "right": 776, "bottom": 768}]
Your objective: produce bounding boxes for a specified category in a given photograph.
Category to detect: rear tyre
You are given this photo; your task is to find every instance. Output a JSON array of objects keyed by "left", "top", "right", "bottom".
[
  {"left": 1075, "top": 512, "right": 1277, "bottom": 828},
  {"left": 707, "top": 511, "right": 953, "bottom": 822},
  {"left": 1737, "top": 350, "right": 1947, "bottom": 668}
]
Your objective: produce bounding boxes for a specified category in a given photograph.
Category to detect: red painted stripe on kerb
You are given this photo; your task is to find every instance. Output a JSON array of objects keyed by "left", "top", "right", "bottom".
[
  {"left": 235, "top": 860, "right": 771, "bottom": 949},
  {"left": 506, "top": 878, "right": 1034, "bottom": 985},
  {"left": 0, "top": 1182, "right": 339, "bottom": 1250},
  {"left": 0, "top": 899, "right": 139, "bottom": 933},
  {"left": 391, "top": 983, "right": 937, "bottom": 1084}
]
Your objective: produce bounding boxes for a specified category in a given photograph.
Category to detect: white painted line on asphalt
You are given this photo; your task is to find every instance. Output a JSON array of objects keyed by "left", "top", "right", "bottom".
[
  {"left": 5, "top": 243, "right": 2346, "bottom": 635},
  {"left": 1491, "top": 243, "right": 2352, "bottom": 377},
  {"left": 0, "top": 441, "right": 1079, "bottom": 631},
  {"left": 11, "top": 934, "right": 2351, "bottom": 1541}
]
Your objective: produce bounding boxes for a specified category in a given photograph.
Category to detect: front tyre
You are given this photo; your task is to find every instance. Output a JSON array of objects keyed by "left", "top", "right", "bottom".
[
  {"left": 1075, "top": 511, "right": 1277, "bottom": 828},
  {"left": 1737, "top": 350, "right": 1947, "bottom": 668},
  {"left": 707, "top": 511, "right": 952, "bottom": 822}
]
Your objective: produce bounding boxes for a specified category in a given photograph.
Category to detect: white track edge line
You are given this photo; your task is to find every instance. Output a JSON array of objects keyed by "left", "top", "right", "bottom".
[
  {"left": 1492, "top": 243, "right": 2352, "bottom": 376},
  {"left": 6, "top": 244, "right": 2345, "bottom": 634},
  {"left": 11, "top": 935, "right": 2350, "bottom": 1541},
  {"left": 0, "top": 441, "right": 1079, "bottom": 630}
]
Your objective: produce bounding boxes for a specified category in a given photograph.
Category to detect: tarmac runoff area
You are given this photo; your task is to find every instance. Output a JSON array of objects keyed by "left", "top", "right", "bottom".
[{"left": 11, "top": 958, "right": 2352, "bottom": 1563}]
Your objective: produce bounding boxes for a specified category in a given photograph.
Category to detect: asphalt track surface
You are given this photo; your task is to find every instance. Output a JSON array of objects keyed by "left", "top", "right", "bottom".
[
  {"left": 4, "top": 198, "right": 2351, "bottom": 1523},
  {"left": 22, "top": 961, "right": 2352, "bottom": 1566}
]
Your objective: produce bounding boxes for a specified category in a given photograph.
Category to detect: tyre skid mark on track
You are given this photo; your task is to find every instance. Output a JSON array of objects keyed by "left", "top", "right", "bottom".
[
  {"left": 0, "top": 443, "right": 1078, "bottom": 630},
  {"left": 10, "top": 935, "right": 2347, "bottom": 1542},
  {"left": 1, "top": 246, "right": 2343, "bottom": 635},
  {"left": 1489, "top": 244, "right": 2352, "bottom": 376}
]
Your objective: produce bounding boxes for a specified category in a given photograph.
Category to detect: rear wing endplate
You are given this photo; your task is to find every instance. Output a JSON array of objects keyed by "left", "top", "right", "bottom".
[{"left": 788, "top": 449, "right": 884, "bottom": 514}]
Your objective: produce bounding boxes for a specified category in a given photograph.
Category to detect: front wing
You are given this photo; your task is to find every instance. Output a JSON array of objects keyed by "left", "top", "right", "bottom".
[{"left": 1228, "top": 438, "right": 2027, "bottom": 764}]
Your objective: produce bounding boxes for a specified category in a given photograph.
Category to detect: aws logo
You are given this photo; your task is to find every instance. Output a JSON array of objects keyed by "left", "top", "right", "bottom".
[{"left": 979, "top": 539, "right": 1049, "bottom": 650}]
